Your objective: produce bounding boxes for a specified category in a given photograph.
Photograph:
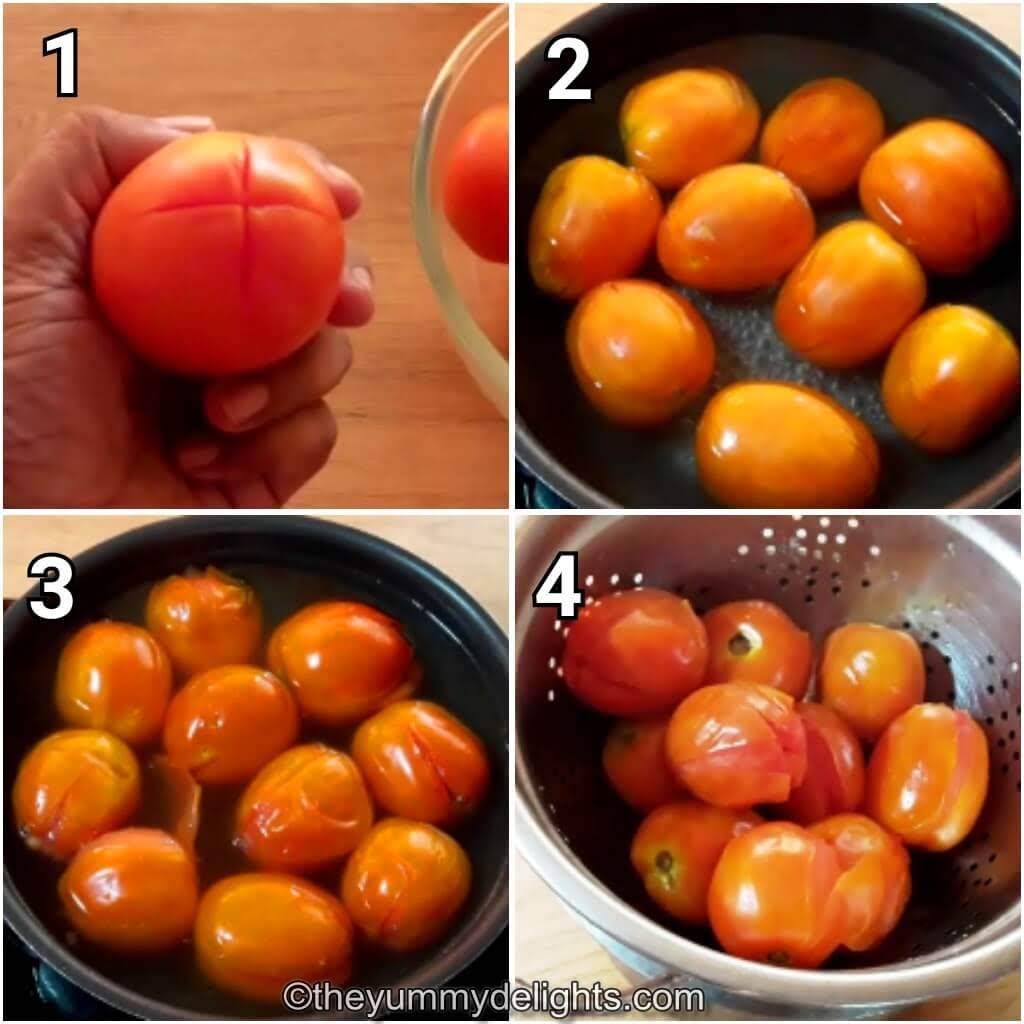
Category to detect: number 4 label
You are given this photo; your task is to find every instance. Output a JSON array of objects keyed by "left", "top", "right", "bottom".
[
  {"left": 532, "top": 551, "right": 584, "bottom": 620},
  {"left": 27, "top": 553, "right": 75, "bottom": 620}
]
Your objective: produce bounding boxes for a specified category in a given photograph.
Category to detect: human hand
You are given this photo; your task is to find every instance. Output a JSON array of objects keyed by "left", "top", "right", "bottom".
[{"left": 4, "top": 107, "right": 373, "bottom": 508}]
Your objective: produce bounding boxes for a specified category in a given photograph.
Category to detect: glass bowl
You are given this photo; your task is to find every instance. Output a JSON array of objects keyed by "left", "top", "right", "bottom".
[{"left": 412, "top": 6, "right": 508, "bottom": 417}]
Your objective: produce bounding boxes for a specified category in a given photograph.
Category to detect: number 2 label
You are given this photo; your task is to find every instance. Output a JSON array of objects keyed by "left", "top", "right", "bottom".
[
  {"left": 532, "top": 551, "right": 584, "bottom": 620},
  {"left": 547, "top": 36, "right": 591, "bottom": 101}
]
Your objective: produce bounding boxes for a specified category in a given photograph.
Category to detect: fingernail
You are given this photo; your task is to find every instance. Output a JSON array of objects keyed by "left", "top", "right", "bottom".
[
  {"left": 327, "top": 165, "right": 365, "bottom": 202},
  {"left": 219, "top": 382, "right": 270, "bottom": 426},
  {"left": 177, "top": 442, "right": 220, "bottom": 470},
  {"left": 157, "top": 115, "right": 215, "bottom": 131},
  {"left": 350, "top": 265, "right": 373, "bottom": 291}
]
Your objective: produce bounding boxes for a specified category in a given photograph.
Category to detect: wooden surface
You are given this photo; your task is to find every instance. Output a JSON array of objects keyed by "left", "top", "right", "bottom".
[
  {"left": 3, "top": 514, "right": 508, "bottom": 628},
  {"left": 4, "top": 4, "right": 507, "bottom": 509}
]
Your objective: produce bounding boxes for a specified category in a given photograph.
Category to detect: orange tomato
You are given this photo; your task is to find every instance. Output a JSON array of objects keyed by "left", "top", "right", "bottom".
[
  {"left": 780, "top": 703, "right": 866, "bottom": 826},
  {"left": 865, "top": 703, "right": 989, "bottom": 852},
  {"left": 352, "top": 700, "right": 490, "bottom": 827},
  {"left": 162, "top": 664, "right": 299, "bottom": 784},
  {"left": 859, "top": 118, "right": 1012, "bottom": 274},
  {"left": 195, "top": 873, "right": 354, "bottom": 1003},
  {"left": 657, "top": 164, "right": 815, "bottom": 292},
  {"left": 235, "top": 743, "right": 373, "bottom": 872},
  {"left": 631, "top": 800, "right": 761, "bottom": 925},
  {"left": 819, "top": 622, "right": 925, "bottom": 743},
  {"left": 59, "top": 828, "right": 197, "bottom": 954},
  {"left": 528, "top": 156, "right": 662, "bottom": 300},
  {"left": 443, "top": 103, "right": 508, "bottom": 263},
  {"left": 666, "top": 683, "right": 807, "bottom": 808},
  {"left": 695, "top": 382, "right": 880, "bottom": 508},
  {"left": 602, "top": 717, "right": 682, "bottom": 813},
  {"left": 702, "top": 599, "right": 811, "bottom": 698},
  {"left": 267, "top": 600, "right": 419, "bottom": 725},
  {"left": 811, "top": 813, "right": 910, "bottom": 952},
  {"left": 566, "top": 280, "right": 715, "bottom": 428},
  {"left": 13, "top": 729, "right": 140, "bottom": 860},
  {"left": 145, "top": 567, "right": 262, "bottom": 679},
  {"left": 620, "top": 68, "right": 760, "bottom": 189},
  {"left": 55, "top": 621, "right": 172, "bottom": 745},
  {"left": 561, "top": 588, "right": 709, "bottom": 717},
  {"left": 91, "top": 131, "right": 344, "bottom": 376},
  {"left": 761, "top": 78, "right": 884, "bottom": 200},
  {"left": 708, "top": 821, "right": 846, "bottom": 967},
  {"left": 882, "top": 305, "right": 1020, "bottom": 455},
  {"left": 341, "top": 818, "right": 471, "bottom": 952},
  {"left": 775, "top": 221, "right": 927, "bottom": 368}
]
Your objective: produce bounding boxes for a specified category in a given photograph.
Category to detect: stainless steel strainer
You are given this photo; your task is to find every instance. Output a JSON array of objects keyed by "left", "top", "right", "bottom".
[{"left": 516, "top": 514, "right": 1021, "bottom": 1016}]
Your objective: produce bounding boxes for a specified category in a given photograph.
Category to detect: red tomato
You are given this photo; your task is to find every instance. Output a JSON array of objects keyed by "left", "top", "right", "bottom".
[
  {"left": 666, "top": 683, "right": 806, "bottom": 807},
  {"left": 443, "top": 103, "right": 508, "bottom": 263},
  {"left": 701, "top": 600, "right": 811, "bottom": 697},
  {"left": 631, "top": 800, "right": 761, "bottom": 925},
  {"left": 708, "top": 821, "right": 846, "bottom": 967},
  {"left": 352, "top": 700, "right": 490, "bottom": 827},
  {"left": 811, "top": 813, "right": 910, "bottom": 952},
  {"left": 780, "top": 703, "right": 866, "bottom": 825},
  {"left": 561, "top": 588, "right": 709, "bottom": 717},
  {"left": 865, "top": 704, "right": 989, "bottom": 851},
  {"left": 91, "top": 131, "right": 344, "bottom": 376},
  {"left": 602, "top": 717, "right": 682, "bottom": 813}
]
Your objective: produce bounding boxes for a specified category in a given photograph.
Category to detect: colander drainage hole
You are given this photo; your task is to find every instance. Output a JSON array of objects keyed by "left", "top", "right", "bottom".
[
  {"left": 861, "top": 578, "right": 871, "bottom": 588},
  {"left": 987, "top": 684, "right": 996, "bottom": 695},
  {"left": 780, "top": 577, "right": 790, "bottom": 588},
  {"left": 987, "top": 654, "right": 996, "bottom": 665}
]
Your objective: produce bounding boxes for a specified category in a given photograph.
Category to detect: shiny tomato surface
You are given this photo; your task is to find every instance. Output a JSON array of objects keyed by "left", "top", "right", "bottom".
[
  {"left": 561, "top": 588, "right": 709, "bottom": 717},
  {"left": 602, "top": 716, "right": 682, "bottom": 813},
  {"left": 91, "top": 131, "right": 344, "bottom": 375}
]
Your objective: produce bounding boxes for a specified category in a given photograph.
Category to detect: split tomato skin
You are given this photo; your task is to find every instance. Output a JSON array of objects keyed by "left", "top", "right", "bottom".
[
  {"left": 665, "top": 682, "right": 807, "bottom": 808},
  {"left": 341, "top": 818, "right": 472, "bottom": 952},
  {"left": 195, "top": 873, "right": 354, "bottom": 1003},
  {"left": 59, "top": 828, "right": 198, "bottom": 954},
  {"left": 701, "top": 599, "right": 811, "bottom": 698},
  {"left": 631, "top": 800, "right": 761, "bottom": 925},
  {"left": 13, "top": 729, "right": 141, "bottom": 861},
  {"left": 561, "top": 588, "right": 709, "bottom": 717},
  {"left": 55, "top": 621, "right": 172, "bottom": 746},
  {"left": 352, "top": 700, "right": 490, "bottom": 828},
  {"left": 865, "top": 703, "right": 989, "bottom": 852},
  {"left": 819, "top": 622, "right": 925, "bottom": 742},
  {"left": 602, "top": 716, "right": 682, "bottom": 813}
]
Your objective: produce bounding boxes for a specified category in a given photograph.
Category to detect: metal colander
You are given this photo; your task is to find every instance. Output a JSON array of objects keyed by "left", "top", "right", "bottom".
[{"left": 516, "top": 515, "right": 1021, "bottom": 1016}]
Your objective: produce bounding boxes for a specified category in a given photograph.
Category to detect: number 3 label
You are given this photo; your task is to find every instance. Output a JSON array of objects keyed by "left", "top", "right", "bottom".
[
  {"left": 28, "top": 553, "right": 75, "bottom": 620},
  {"left": 547, "top": 36, "right": 591, "bottom": 101},
  {"left": 532, "top": 552, "right": 584, "bottom": 620}
]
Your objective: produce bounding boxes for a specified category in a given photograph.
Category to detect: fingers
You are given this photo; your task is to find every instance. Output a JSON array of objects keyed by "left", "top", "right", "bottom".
[
  {"left": 329, "top": 256, "right": 375, "bottom": 327},
  {"left": 279, "top": 138, "right": 364, "bottom": 219}
]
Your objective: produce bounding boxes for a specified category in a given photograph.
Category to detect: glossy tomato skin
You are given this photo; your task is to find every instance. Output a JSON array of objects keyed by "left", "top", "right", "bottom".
[
  {"left": 695, "top": 382, "right": 880, "bottom": 508},
  {"left": 195, "top": 873, "right": 354, "bottom": 1003},
  {"left": 819, "top": 623, "right": 925, "bottom": 742},
  {"left": 882, "top": 305, "right": 1020, "bottom": 455},
  {"left": 55, "top": 621, "right": 172, "bottom": 746},
  {"left": 602, "top": 717, "right": 682, "bottom": 813},
  {"left": 865, "top": 704, "right": 989, "bottom": 852},
  {"left": 761, "top": 78, "right": 884, "bottom": 200},
  {"left": 665, "top": 683, "right": 807, "bottom": 808},
  {"left": 341, "top": 818, "right": 471, "bottom": 952},
  {"left": 92, "top": 132, "right": 344, "bottom": 376},
  {"left": 620, "top": 68, "right": 760, "bottom": 189},
  {"left": 146, "top": 567, "right": 262, "bottom": 679},
  {"left": 162, "top": 664, "right": 299, "bottom": 784},
  {"left": 566, "top": 280, "right": 715, "bottom": 428},
  {"left": 780, "top": 703, "right": 866, "bottom": 826},
  {"left": 701, "top": 600, "right": 811, "bottom": 698},
  {"left": 235, "top": 743, "right": 374, "bottom": 872},
  {"left": 267, "top": 601, "right": 419, "bottom": 725},
  {"left": 708, "top": 821, "right": 846, "bottom": 968},
  {"left": 631, "top": 800, "right": 761, "bottom": 925},
  {"left": 811, "top": 813, "right": 910, "bottom": 952},
  {"left": 528, "top": 156, "right": 662, "bottom": 300},
  {"left": 352, "top": 700, "right": 490, "bottom": 827},
  {"left": 775, "top": 221, "right": 927, "bottom": 368},
  {"left": 658, "top": 164, "right": 815, "bottom": 293},
  {"left": 442, "top": 103, "right": 508, "bottom": 263},
  {"left": 13, "top": 729, "right": 141, "bottom": 860},
  {"left": 561, "top": 588, "right": 709, "bottom": 717},
  {"left": 59, "top": 828, "right": 198, "bottom": 954},
  {"left": 859, "top": 118, "right": 1012, "bottom": 274}
]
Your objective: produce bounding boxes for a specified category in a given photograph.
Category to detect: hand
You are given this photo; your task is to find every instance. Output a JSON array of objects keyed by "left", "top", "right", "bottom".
[{"left": 4, "top": 107, "right": 373, "bottom": 508}]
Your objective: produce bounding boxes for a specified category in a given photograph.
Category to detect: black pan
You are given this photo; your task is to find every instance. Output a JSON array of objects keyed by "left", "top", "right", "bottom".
[
  {"left": 3, "top": 516, "right": 509, "bottom": 1019},
  {"left": 516, "top": 2, "right": 1021, "bottom": 508}
]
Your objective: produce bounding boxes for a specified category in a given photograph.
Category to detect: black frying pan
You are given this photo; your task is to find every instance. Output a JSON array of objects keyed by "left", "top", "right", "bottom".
[
  {"left": 3, "top": 516, "right": 509, "bottom": 1019},
  {"left": 516, "top": 3, "right": 1021, "bottom": 508}
]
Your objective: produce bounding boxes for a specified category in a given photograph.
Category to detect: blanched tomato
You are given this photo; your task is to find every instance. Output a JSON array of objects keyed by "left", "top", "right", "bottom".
[{"left": 602, "top": 716, "right": 682, "bottom": 813}]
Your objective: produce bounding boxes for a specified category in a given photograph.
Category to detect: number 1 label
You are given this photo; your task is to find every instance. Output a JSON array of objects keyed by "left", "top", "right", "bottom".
[{"left": 42, "top": 28, "right": 78, "bottom": 98}]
